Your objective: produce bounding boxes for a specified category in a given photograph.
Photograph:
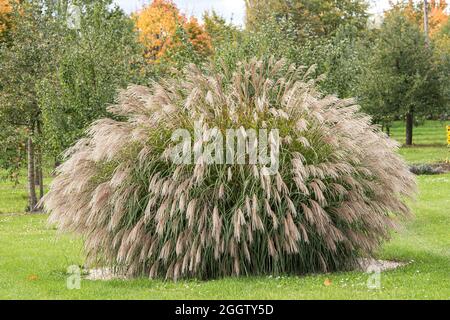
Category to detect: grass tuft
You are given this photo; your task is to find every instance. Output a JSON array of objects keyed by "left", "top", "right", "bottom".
[{"left": 42, "top": 58, "right": 417, "bottom": 280}]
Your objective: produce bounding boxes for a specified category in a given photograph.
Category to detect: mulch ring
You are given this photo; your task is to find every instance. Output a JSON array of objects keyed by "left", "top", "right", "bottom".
[{"left": 435, "top": 162, "right": 450, "bottom": 173}]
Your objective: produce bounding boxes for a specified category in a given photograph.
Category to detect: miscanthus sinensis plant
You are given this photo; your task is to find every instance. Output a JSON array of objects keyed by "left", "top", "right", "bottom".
[{"left": 44, "top": 58, "right": 416, "bottom": 280}]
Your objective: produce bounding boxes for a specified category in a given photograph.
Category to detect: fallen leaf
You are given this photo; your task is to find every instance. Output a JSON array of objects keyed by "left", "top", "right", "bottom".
[{"left": 27, "top": 274, "right": 39, "bottom": 281}]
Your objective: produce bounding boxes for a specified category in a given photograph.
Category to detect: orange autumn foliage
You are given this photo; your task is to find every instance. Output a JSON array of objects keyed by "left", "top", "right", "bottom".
[
  {"left": 185, "top": 17, "right": 212, "bottom": 56},
  {"left": 398, "top": 0, "right": 449, "bottom": 36},
  {"left": 429, "top": 0, "right": 449, "bottom": 36},
  {"left": 0, "top": 0, "right": 12, "bottom": 35},
  {"left": 134, "top": 0, "right": 211, "bottom": 63}
]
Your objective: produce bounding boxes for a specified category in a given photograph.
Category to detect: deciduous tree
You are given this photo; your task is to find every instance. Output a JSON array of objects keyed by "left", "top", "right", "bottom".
[
  {"left": 358, "top": 10, "right": 444, "bottom": 145},
  {"left": 203, "top": 10, "right": 240, "bottom": 48},
  {"left": 39, "top": 0, "right": 145, "bottom": 159},
  {"left": 134, "top": 0, "right": 211, "bottom": 63},
  {"left": 0, "top": 0, "right": 60, "bottom": 211},
  {"left": 0, "top": 0, "right": 13, "bottom": 43},
  {"left": 245, "top": 0, "right": 369, "bottom": 37},
  {"left": 394, "top": 0, "right": 449, "bottom": 36}
]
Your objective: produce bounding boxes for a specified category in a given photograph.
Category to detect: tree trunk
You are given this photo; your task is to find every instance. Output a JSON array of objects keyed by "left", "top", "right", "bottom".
[
  {"left": 27, "top": 137, "right": 38, "bottom": 212},
  {"left": 36, "top": 122, "right": 44, "bottom": 203},
  {"left": 39, "top": 166, "right": 44, "bottom": 200},
  {"left": 54, "top": 158, "right": 61, "bottom": 169},
  {"left": 406, "top": 111, "right": 414, "bottom": 146},
  {"left": 37, "top": 151, "right": 44, "bottom": 200},
  {"left": 424, "top": 0, "right": 430, "bottom": 48},
  {"left": 34, "top": 154, "right": 40, "bottom": 185}
]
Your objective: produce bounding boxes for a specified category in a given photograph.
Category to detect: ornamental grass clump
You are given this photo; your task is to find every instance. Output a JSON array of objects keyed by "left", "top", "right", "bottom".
[{"left": 44, "top": 58, "right": 416, "bottom": 280}]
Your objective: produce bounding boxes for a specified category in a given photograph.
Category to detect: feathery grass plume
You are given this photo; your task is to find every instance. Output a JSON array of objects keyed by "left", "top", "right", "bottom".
[{"left": 43, "top": 58, "right": 416, "bottom": 280}]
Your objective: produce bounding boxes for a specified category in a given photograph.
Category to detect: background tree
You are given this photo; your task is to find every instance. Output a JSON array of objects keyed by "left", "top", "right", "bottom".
[
  {"left": 0, "top": 0, "right": 61, "bottom": 211},
  {"left": 0, "top": 124, "right": 26, "bottom": 183},
  {"left": 203, "top": 10, "right": 241, "bottom": 48},
  {"left": 245, "top": 0, "right": 369, "bottom": 37},
  {"left": 214, "top": 6, "right": 369, "bottom": 100},
  {"left": 159, "top": 22, "right": 204, "bottom": 71},
  {"left": 185, "top": 17, "right": 212, "bottom": 56},
  {"left": 297, "top": 23, "right": 369, "bottom": 99},
  {"left": 358, "top": 10, "right": 444, "bottom": 145},
  {"left": 134, "top": 0, "right": 211, "bottom": 64},
  {"left": 394, "top": 0, "right": 449, "bottom": 36},
  {"left": 0, "top": 0, "right": 147, "bottom": 211},
  {"left": 429, "top": 0, "right": 449, "bottom": 36},
  {"left": 39, "top": 0, "right": 145, "bottom": 160},
  {"left": 210, "top": 15, "right": 300, "bottom": 76},
  {"left": 0, "top": 0, "right": 13, "bottom": 43},
  {"left": 433, "top": 17, "right": 450, "bottom": 118}
]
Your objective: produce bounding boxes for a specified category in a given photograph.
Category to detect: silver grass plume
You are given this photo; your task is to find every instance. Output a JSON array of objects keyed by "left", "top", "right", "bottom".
[{"left": 43, "top": 58, "right": 416, "bottom": 280}]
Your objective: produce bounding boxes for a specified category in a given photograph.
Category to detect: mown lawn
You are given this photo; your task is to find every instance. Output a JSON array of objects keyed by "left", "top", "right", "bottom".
[
  {"left": 0, "top": 173, "right": 448, "bottom": 300},
  {"left": 0, "top": 121, "right": 449, "bottom": 300},
  {"left": 391, "top": 120, "right": 449, "bottom": 164},
  {"left": 389, "top": 120, "right": 448, "bottom": 146},
  {"left": 0, "top": 175, "right": 51, "bottom": 214},
  {"left": 399, "top": 147, "right": 449, "bottom": 164}
]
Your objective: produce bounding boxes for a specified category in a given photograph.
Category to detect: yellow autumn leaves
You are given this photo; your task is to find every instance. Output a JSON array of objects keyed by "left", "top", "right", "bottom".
[
  {"left": 134, "top": 0, "right": 211, "bottom": 63},
  {"left": 0, "top": 0, "right": 12, "bottom": 35}
]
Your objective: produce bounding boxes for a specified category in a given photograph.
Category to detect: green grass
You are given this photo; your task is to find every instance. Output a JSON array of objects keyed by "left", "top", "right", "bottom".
[
  {"left": 0, "top": 120, "right": 448, "bottom": 299},
  {"left": 0, "top": 174, "right": 448, "bottom": 299},
  {"left": 389, "top": 120, "right": 448, "bottom": 146},
  {"left": 389, "top": 120, "right": 449, "bottom": 164},
  {"left": 0, "top": 176, "right": 51, "bottom": 214},
  {"left": 0, "top": 179, "right": 29, "bottom": 214},
  {"left": 399, "top": 146, "right": 449, "bottom": 164}
]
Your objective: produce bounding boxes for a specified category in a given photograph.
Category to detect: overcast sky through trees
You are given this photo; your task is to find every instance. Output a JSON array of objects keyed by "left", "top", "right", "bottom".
[{"left": 113, "top": 0, "right": 395, "bottom": 26}]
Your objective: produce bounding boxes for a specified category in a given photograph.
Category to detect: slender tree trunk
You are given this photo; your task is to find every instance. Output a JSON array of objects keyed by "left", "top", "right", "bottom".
[
  {"left": 37, "top": 152, "right": 44, "bottom": 200},
  {"left": 27, "top": 136, "right": 38, "bottom": 212},
  {"left": 406, "top": 111, "right": 414, "bottom": 146},
  {"left": 424, "top": 0, "right": 430, "bottom": 48},
  {"left": 54, "top": 158, "right": 61, "bottom": 169},
  {"left": 39, "top": 168, "right": 44, "bottom": 200},
  {"left": 34, "top": 154, "right": 40, "bottom": 185},
  {"left": 36, "top": 121, "right": 44, "bottom": 203}
]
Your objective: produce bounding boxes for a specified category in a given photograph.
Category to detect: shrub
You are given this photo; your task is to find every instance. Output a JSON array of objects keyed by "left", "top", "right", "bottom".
[{"left": 43, "top": 58, "right": 416, "bottom": 280}]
